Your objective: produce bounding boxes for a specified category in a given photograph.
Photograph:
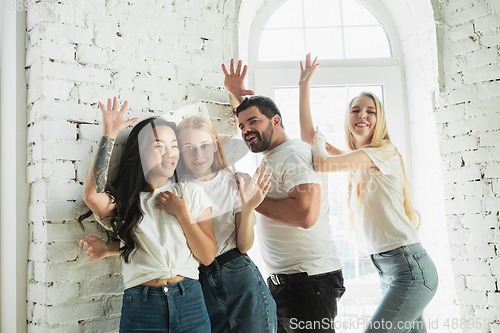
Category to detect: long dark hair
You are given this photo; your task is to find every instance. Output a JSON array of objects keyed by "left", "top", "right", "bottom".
[{"left": 78, "top": 117, "right": 182, "bottom": 263}]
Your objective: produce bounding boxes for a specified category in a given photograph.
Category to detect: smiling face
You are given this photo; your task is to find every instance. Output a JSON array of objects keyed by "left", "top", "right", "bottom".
[
  {"left": 139, "top": 125, "right": 179, "bottom": 188},
  {"left": 237, "top": 106, "right": 275, "bottom": 153},
  {"left": 179, "top": 129, "right": 217, "bottom": 180},
  {"left": 348, "top": 95, "right": 377, "bottom": 147}
]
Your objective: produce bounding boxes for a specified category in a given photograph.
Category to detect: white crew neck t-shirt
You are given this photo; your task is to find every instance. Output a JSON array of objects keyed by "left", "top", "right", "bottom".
[
  {"left": 95, "top": 181, "right": 213, "bottom": 289},
  {"left": 353, "top": 143, "right": 420, "bottom": 254},
  {"left": 186, "top": 169, "right": 243, "bottom": 257},
  {"left": 257, "top": 138, "right": 342, "bottom": 275}
]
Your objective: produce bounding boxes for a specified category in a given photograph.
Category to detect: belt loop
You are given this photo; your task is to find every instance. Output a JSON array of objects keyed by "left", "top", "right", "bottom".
[
  {"left": 142, "top": 285, "right": 149, "bottom": 301},
  {"left": 213, "top": 258, "right": 220, "bottom": 270},
  {"left": 178, "top": 280, "right": 186, "bottom": 295}
]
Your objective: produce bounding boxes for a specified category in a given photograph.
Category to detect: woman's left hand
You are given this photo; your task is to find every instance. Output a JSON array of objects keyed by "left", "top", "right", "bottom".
[
  {"left": 156, "top": 191, "right": 189, "bottom": 220},
  {"left": 237, "top": 167, "right": 272, "bottom": 211}
]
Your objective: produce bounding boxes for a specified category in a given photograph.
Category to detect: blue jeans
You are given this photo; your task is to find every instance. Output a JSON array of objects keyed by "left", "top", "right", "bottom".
[
  {"left": 198, "top": 253, "right": 277, "bottom": 333},
  {"left": 119, "top": 279, "right": 210, "bottom": 333},
  {"left": 367, "top": 243, "right": 438, "bottom": 333}
]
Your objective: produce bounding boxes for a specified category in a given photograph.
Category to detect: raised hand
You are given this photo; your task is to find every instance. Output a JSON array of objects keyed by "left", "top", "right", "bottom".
[
  {"left": 237, "top": 167, "right": 272, "bottom": 211},
  {"left": 221, "top": 59, "right": 255, "bottom": 98},
  {"left": 299, "top": 53, "right": 319, "bottom": 87},
  {"left": 99, "top": 97, "right": 138, "bottom": 138},
  {"left": 79, "top": 235, "right": 114, "bottom": 261}
]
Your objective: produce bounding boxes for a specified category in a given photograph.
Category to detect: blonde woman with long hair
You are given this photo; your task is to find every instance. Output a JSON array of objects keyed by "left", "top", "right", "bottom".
[
  {"left": 299, "top": 54, "right": 438, "bottom": 333},
  {"left": 176, "top": 115, "right": 277, "bottom": 333}
]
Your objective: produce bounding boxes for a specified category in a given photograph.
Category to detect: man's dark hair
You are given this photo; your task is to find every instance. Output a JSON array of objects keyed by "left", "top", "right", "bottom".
[{"left": 235, "top": 96, "right": 284, "bottom": 129}]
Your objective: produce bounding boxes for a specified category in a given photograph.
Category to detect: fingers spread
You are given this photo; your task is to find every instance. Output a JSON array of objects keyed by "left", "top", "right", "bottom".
[
  {"left": 221, "top": 63, "right": 229, "bottom": 76},
  {"left": 235, "top": 59, "right": 242, "bottom": 75},
  {"left": 230, "top": 58, "right": 235, "bottom": 74}
]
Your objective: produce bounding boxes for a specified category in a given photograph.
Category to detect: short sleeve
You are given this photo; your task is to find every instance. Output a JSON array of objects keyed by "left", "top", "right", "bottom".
[
  {"left": 361, "top": 143, "right": 397, "bottom": 175},
  {"left": 177, "top": 183, "right": 214, "bottom": 220},
  {"left": 282, "top": 151, "right": 321, "bottom": 193},
  {"left": 93, "top": 213, "right": 113, "bottom": 231}
]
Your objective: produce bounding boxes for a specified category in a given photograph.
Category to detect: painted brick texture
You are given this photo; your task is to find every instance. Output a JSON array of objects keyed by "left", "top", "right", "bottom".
[
  {"left": 25, "top": 0, "right": 240, "bottom": 331},
  {"left": 434, "top": 0, "right": 500, "bottom": 331}
]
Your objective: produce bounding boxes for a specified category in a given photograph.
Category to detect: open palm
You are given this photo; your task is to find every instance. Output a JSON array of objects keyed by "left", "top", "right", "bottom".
[
  {"left": 299, "top": 53, "right": 319, "bottom": 87},
  {"left": 237, "top": 167, "right": 272, "bottom": 211},
  {"left": 222, "top": 59, "right": 255, "bottom": 98},
  {"left": 99, "top": 97, "right": 138, "bottom": 138}
]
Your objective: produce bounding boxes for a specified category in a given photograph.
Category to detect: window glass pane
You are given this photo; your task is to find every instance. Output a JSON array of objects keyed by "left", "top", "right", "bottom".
[
  {"left": 274, "top": 86, "right": 347, "bottom": 147},
  {"left": 342, "top": 0, "right": 381, "bottom": 26},
  {"left": 304, "top": 0, "right": 342, "bottom": 27},
  {"left": 259, "top": 29, "right": 305, "bottom": 61},
  {"left": 264, "top": 0, "right": 303, "bottom": 29},
  {"left": 305, "top": 28, "right": 343, "bottom": 60},
  {"left": 348, "top": 85, "right": 383, "bottom": 103},
  {"left": 344, "top": 27, "right": 391, "bottom": 58},
  {"left": 309, "top": 86, "right": 347, "bottom": 148},
  {"left": 274, "top": 88, "right": 300, "bottom": 138}
]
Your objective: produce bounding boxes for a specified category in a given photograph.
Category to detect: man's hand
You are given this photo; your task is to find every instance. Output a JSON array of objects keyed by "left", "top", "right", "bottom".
[{"left": 222, "top": 59, "right": 255, "bottom": 99}]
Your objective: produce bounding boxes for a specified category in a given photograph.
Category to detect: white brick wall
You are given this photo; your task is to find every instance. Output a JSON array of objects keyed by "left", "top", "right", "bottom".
[
  {"left": 433, "top": 0, "right": 500, "bottom": 331},
  {"left": 25, "top": 0, "right": 240, "bottom": 331}
]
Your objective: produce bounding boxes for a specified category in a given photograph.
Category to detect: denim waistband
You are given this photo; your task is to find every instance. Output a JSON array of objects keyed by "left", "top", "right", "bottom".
[
  {"left": 126, "top": 278, "right": 196, "bottom": 296},
  {"left": 372, "top": 242, "right": 424, "bottom": 258},
  {"left": 199, "top": 248, "right": 244, "bottom": 273}
]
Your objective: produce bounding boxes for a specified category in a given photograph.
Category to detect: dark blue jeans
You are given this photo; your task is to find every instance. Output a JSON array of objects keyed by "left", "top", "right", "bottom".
[
  {"left": 268, "top": 270, "right": 345, "bottom": 333},
  {"left": 119, "top": 279, "right": 210, "bottom": 333},
  {"left": 199, "top": 253, "right": 277, "bottom": 333}
]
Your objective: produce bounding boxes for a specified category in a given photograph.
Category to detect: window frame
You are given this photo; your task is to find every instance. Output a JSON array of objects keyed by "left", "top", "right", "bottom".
[{"left": 246, "top": 0, "right": 411, "bottom": 168}]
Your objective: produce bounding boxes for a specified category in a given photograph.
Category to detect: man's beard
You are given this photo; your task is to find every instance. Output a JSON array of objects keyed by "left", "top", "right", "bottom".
[{"left": 246, "top": 121, "right": 274, "bottom": 153}]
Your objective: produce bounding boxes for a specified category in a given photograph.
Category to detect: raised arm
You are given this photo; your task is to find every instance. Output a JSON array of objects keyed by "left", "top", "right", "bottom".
[
  {"left": 82, "top": 97, "right": 138, "bottom": 220},
  {"left": 299, "top": 53, "right": 319, "bottom": 145},
  {"left": 222, "top": 59, "right": 255, "bottom": 110},
  {"left": 234, "top": 167, "right": 272, "bottom": 253}
]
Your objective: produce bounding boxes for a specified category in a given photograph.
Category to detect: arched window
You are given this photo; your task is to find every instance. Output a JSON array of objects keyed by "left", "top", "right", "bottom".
[
  {"left": 244, "top": 0, "right": 411, "bottom": 321},
  {"left": 259, "top": 0, "right": 392, "bottom": 61}
]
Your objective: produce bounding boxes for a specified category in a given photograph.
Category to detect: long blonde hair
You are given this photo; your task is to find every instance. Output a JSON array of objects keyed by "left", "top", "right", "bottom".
[
  {"left": 177, "top": 116, "right": 229, "bottom": 176},
  {"left": 345, "top": 92, "right": 420, "bottom": 231}
]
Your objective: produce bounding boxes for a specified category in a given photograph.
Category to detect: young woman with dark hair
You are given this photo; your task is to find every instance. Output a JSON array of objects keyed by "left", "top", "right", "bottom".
[{"left": 79, "top": 97, "right": 216, "bottom": 333}]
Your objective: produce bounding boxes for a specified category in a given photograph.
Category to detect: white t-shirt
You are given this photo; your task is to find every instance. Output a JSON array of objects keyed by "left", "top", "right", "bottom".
[
  {"left": 186, "top": 169, "right": 243, "bottom": 257},
  {"left": 352, "top": 143, "right": 420, "bottom": 254},
  {"left": 95, "top": 181, "right": 213, "bottom": 289},
  {"left": 257, "top": 139, "right": 342, "bottom": 275}
]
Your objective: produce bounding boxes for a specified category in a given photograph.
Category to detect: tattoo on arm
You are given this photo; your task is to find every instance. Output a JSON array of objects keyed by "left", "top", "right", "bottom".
[{"left": 93, "top": 136, "right": 115, "bottom": 193}]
